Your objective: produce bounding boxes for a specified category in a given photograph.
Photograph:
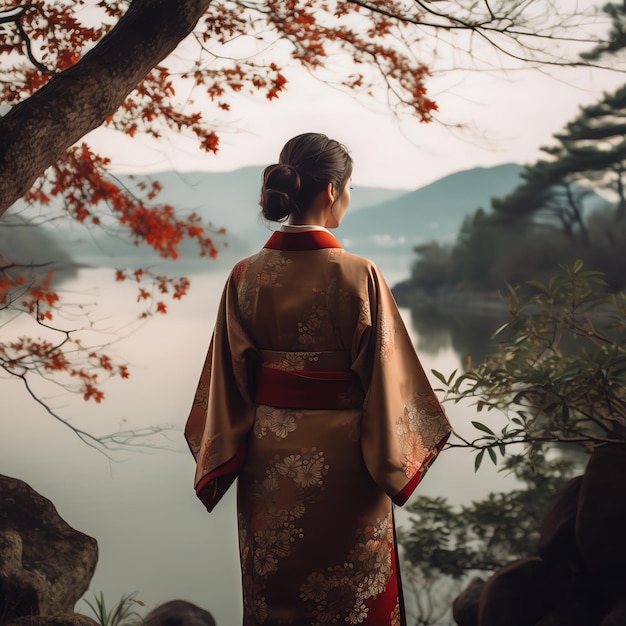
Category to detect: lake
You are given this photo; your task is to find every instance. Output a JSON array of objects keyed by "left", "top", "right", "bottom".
[{"left": 1, "top": 258, "right": 515, "bottom": 626}]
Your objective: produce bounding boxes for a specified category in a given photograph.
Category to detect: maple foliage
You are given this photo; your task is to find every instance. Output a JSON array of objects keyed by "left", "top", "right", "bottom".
[{"left": 0, "top": 0, "right": 617, "bottom": 445}]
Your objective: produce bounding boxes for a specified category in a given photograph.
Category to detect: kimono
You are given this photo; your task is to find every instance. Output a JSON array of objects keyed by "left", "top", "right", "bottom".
[{"left": 185, "top": 228, "right": 452, "bottom": 626}]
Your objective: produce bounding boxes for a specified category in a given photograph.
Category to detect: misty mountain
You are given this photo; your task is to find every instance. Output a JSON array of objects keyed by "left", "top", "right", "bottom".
[
  {"left": 18, "top": 168, "right": 409, "bottom": 271},
  {"left": 335, "top": 162, "right": 525, "bottom": 279},
  {"left": 2, "top": 163, "right": 525, "bottom": 279},
  {"left": 0, "top": 213, "right": 78, "bottom": 283},
  {"left": 336, "top": 163, "right": 525, "bottom": 256},
  {"left": 117, "top": 166, "right": 409, "bottom": 230}
]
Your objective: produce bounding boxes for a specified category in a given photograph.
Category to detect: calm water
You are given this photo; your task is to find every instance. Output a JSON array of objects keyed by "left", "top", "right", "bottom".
[{"left": 1, "top": 263, "right": 513, "bottom": 625}]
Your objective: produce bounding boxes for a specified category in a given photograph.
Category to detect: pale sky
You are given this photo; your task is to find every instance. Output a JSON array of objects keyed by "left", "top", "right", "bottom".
[{"left": 88, "top": 4, "right": 626, "bottom": 191}]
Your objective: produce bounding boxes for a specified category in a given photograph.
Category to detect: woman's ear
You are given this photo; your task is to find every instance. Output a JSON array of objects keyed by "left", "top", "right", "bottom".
[{"left": 326, "top": 182, "right": 336, "bottom": 204}]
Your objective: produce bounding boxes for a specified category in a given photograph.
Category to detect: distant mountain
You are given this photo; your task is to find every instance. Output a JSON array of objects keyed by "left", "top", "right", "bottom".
[
  {"left": 100, "top": 163, "right": 524, "bottom": 263},
  {"left": 117, "top": 166, "right": 409, "bottom": 230},
  {"left": 3, "top": 164, "right": 524, "bottom": 280},
  {"left": 0, "top": 213, "right": 78, "bottom": 283},
  {"left": 337, "top": 163, "right": 525, "bottom": 251},
  {"left": 94, "top": 167, "right": 410, "bottom": 266},
  {"left": 325, "top": 163, "right": 525, "bottom": 280}
]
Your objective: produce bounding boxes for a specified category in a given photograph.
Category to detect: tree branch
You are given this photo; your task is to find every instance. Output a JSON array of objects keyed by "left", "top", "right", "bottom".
[
  {"left": 0, "top": 0, "right": 212, "bottom": 217},
  {"left": 6, "top": 367, "right": 173, "bottom": 456},
  {"left": 348, "top": 0, "right": 620, "bottom": 65},
  {"left": 0, "top": 6, "right": 51, "bottom": 73}
]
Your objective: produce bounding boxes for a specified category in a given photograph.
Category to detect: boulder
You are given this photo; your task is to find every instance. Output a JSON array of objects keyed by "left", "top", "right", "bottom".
[
  {"left": 600, "top": 598, "right": 626, "bottom": 626},
  {"left": 478, "top": 557, "right": 575, "bottom": 626},
  {"left": 538, "top": 476, "right": 583, "bottom": 564},
  {"left": 534, "top": 595, "right": 606, "bottom": 626},
  {"left": 143, "top": 600, "right": 217, "bottom": 626},
  {"left": 0, "top": 475, "right": 98, "bottom": 622},
  {"left": 478, "top": 442, "right": 626, "bottom": 626},
  {"left": 452, "top": 576, "right": 485, "bottom": 626},
  {"left": 576, "top": 444, "right": 626, "bottom": 600}
]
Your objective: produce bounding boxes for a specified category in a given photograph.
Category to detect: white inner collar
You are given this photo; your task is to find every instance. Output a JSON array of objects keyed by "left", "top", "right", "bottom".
[{"left": 279, "top": 224, "right": 332, "bottom": 234}]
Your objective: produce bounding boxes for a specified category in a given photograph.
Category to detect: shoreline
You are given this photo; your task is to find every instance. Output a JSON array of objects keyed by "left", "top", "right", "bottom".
[{"left": 392, "top": 283, "right": 508, "bottom": 316}]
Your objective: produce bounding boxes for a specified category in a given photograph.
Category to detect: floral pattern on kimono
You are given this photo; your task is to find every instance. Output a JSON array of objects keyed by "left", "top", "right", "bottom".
[
  {"left": 299, "top": 515, "right": 394, "bottom": 624},
  {"left": 238, "top": 448, "right": 330, "bottom": 623},
  {"left": 185, "top": 229, "right": 452, "bottom": 626}
]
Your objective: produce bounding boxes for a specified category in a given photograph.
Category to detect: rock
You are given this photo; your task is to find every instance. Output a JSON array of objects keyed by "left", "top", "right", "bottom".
[
  {"left": 451, "top": 576, "right": 485, "bottom": 626},
  {"left": 143, "top": 600, "right": 217, "bottom": 626},
  {"left": 2, "top": 616, "right": 99, "bottom": 626},
  {"left": 576, "top": 444, "right": 626, "bottom": 600},
  {"left": 478, "top": 557, "right": 575, "bottom": 626},
  {"left": 0, "top": 474, "right": 98, "bottom": 622},
  {"left": 538, "top": 476, "right": 583, "bottom": 563},
  {"left": 600, "top": 598, "right": 626, "bottom": 626},
  {"left": 534, "top": 475, "right": 607, "bottom": 625},
  {"left": 534, "top": 595, "right": 606, "bottom": 626}
]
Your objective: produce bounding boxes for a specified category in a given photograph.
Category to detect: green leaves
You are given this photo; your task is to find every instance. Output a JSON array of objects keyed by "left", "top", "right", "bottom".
[
  {"left": 474, "top": 449, "right": 485, "bottom": 472},
  {"left": 472, "top": 421, "right": 494, "bottom": 435},
  {"left": 401, "top": 454, "right": 576, "bottom": 579},
  {"left": 439, "top": 263, "right": 626, "bottom": 468},
  {"left": 470, "top": 421, "right": 502, "bottom": 470},
  {"left": 431, "top": 368, "right": 457, "bottom": 388}
]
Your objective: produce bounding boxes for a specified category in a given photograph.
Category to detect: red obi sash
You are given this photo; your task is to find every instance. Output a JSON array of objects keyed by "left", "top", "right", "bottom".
[{"left": 253, "top": 366, "right": 364, "bottom": 410}]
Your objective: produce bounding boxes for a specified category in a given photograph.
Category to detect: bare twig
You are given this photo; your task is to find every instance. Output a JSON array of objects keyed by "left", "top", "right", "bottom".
[{"left": 0, "top": 5, "right": 51, "bottom": 72}]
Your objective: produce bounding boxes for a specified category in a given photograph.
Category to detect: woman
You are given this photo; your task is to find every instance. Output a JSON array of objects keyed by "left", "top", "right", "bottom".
[{"left": 185, "top": 133, "right": 451, "bottom": 625}]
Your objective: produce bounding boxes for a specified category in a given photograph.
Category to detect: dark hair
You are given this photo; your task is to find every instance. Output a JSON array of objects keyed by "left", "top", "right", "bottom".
[{"left": 259, "top": 133, "right": 353, "bottom": 222}]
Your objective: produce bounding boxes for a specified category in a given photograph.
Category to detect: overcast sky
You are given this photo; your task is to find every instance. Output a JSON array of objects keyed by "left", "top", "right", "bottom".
[{"left": 88, "top": 4, "right": 626, "bottom": 191}]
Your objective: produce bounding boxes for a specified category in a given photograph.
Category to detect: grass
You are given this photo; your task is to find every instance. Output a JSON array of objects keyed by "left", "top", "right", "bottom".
[{"left": 82, "top": 591, "right": 144, "bottom": 626}]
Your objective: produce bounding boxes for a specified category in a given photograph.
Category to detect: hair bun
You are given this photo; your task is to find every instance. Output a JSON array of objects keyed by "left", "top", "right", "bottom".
[{"left": 260, "top": 164, "right": 301, "bottom": 222}]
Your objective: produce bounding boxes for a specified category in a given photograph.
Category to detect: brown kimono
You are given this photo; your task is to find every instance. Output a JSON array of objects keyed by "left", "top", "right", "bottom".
[{"left": 185, "top": 229, "right": 451, "bottom": 626}]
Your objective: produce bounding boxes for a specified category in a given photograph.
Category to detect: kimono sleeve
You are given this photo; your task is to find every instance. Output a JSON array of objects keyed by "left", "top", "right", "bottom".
[
  {"left": 353, "top": 265, "right": 452, "bottom": 506},
  {"left": 184, "top": 264, "right": 257, "bottom": 512}
]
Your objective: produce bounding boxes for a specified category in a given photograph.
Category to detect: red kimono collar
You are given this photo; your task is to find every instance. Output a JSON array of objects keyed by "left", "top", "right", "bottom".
[{"left": 264, "top": 230, "right": 343, "bottom": 251}]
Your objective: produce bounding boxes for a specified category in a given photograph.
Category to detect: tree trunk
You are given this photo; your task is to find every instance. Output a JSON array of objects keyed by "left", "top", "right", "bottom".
[
  {"left": 0, "top": 0, "right": 211, "bottom": 217},
  {"left": 563, "top": 182, "right": 590, "bottom": 247},
  {"left": 615, "top": 164, "right": 626, "bottom": 221}
]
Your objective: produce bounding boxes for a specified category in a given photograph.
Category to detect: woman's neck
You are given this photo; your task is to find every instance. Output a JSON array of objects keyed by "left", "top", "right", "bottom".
[
  {"left": 287, "top": 210, "right": 327, "bottom": 227},
  {"left": 288, "top": 190, "right": 334, "bottom": 227}
]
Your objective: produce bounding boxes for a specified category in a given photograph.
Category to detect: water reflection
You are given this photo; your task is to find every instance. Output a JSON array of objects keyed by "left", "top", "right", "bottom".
[{"left": 409, "top": 305, "right": 508, "bottom": 366}]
